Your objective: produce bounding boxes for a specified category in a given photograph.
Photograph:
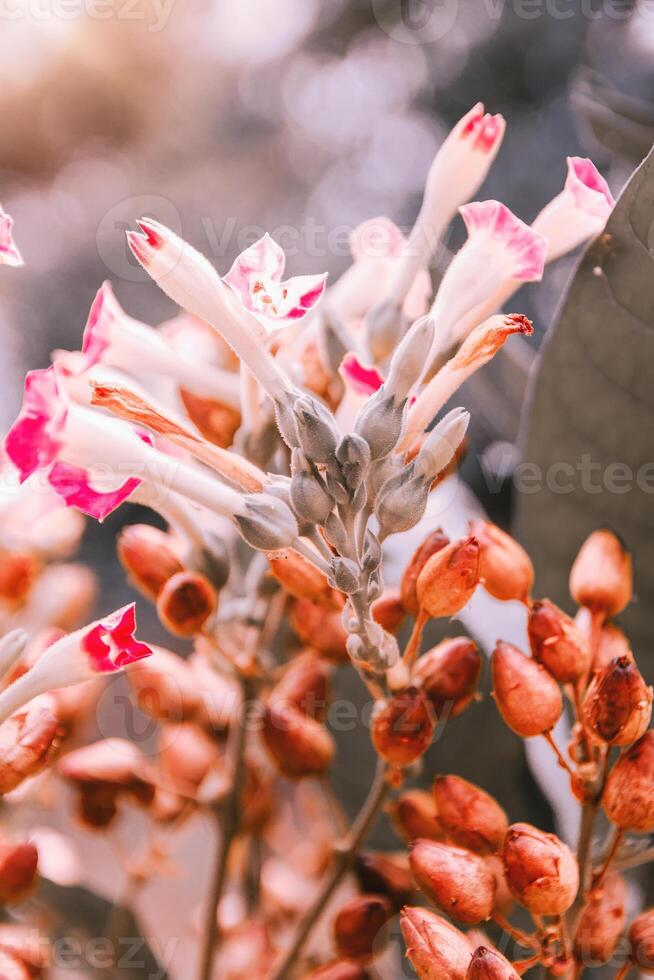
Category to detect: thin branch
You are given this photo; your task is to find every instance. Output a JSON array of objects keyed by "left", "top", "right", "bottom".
[
  {"left": 492, "top": 911, "right": 539, "bottom": 951},
  {"left": 590, "top": 825, "right": 625, "bottom": 895}
]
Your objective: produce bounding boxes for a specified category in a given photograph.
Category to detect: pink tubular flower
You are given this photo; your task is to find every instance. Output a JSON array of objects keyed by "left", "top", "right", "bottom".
[
  {"left": 0, "top": 205, "right": 23, "bottom": 267},
  {"left": 4, "top": 366, "right": 248, "bottom": 522},
  {"left": 0, "top": 604, "right": 152, "bottom": 725},
  {"left": 223, "top": 233, "right": 326, "bottom": 326},
  {"left": 533, "top": 156, "right": 615, "bottom": 262},
  {"left": 126, "top": 219, "right": 296, "bottom": 402},
  {"left": 429, "top": 201, "right": 546, "bottom": 355},
  {"left": 339, "top": 353, "right": 384, "bottom": 397}
]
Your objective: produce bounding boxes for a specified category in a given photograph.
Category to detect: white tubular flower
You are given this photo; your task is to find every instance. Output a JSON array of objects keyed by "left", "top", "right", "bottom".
[
  {"left": 75, "top": 282, "right": 241, "bottom": 407},
  {"left": 402, "top": 314, "right": 533, "bottom": 448},
  {"left": 126, "top": 219, "right": 296, "bottom": 403},
  {"left": 0, "top": 604, "right": 152, "bottom": 725},
  {"left": 412, "top": 407, "right": 471, "bottom": 482}
]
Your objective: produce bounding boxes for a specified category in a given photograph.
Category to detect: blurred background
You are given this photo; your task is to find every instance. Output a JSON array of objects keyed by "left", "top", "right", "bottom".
[{"left": 1, "top": 0, "right": 654, "bottom": 974}]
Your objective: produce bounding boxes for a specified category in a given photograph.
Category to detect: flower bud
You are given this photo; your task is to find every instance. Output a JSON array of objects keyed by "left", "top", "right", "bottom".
[
  {"left": 371, "top": 688, "right": 435, "bottom": 766},
  {"left": 270, "top": 651, "right": 330, "bottom": 721},
  {"left": 0, "top": 840, "right": 38, "bottom": 904},
  {"left": 292, "top": 394, "right": 339, "bottom": 464},
  {"left": 416, "top": 536, "right": 481, "bottom": 619},
  {"left": 333, "top": 894, "right": 391, "bottom": 962},
  {"left": 413, "top": 637, "right": 481, "bottom": 718},
  {"left": 354, "top": 389, "right": 405, "bottom": 460},
  {"left": 117, "top": 524, "right": 184, "bottom": 601},
  {"left": 466, "top": 947, "right": 520, "bottom": 979},
  {"left": 468, "top": 520, "right": 533, "bottom": 604},
  {"left": 262, "top": 701, "right": 334, "bottom": 779},
  {"left": 502, "top": 823, "right": 578, "bottom": 915},
  {"left": 527, "top": 599, "right": 591, "bottom": 683},
  {"left": 603, "top": 730, "right": 654, "bottom": 831},
  {"left": 336, "top": 434, "right": 371, "bottom": 492},
  {"left": 491, "top": 641, "right": 562, "bottom": 738},
  {"left": 409, "top": 839, "right": 495, "bottom": 923},
  {"left": 0, "top": 552, "right": 39, "bottom": 606},
  {"left": 582, "top": 656, "right": 652, "bottom": 746},
  {"left": 374, "top": 467, "right": 431, "bottom": 537},
  {"left": 371, "top": 590, "right": 406, "bottom": 634},
  {"left": 306, "top": 962, "right": 370, "bottom": 980},
  {"left": 356, "top": 851, "right": 414, "bottom": 910},
  {"left": 400, "top": 529, "right": 450, "bottom": 614},
  {"left": 390, "top": 789, "right": 443, "bottom": 842},
  {"left": 400, "top": 906, "right": 472, "bottom": 980},
  {"left": 290, "top": 449, "right": 334, "bottom": 524},
  {"left": 331, "top": 557, "right": 360, "bottom": 594},
  {"left": 628, "top": 908, "right": 654, "bottom": 972},
  {"left": 0, "top": 696, "right": 60, "bottom": 794},
  {"left": 412, "top": 408, "right": 470, "bottom": 484},
  {"left": 235, "top": 493, "right": 299, "bottom": 551},
  {"left": 156, "top": 570, "right": 217, "bottom": 637},
  {"left": 268, "top": 549, "right": 335, "bottom": 607},
  {"left": 291, "top": 599, "right": 348, "bottom": 662},
  {"left": 433, "top": 775, "right": 508, "bottom": 855},
  {"left": 573, "top": 873, "right": 626, "bottom": 964},
  {"left": 384, "top": 314, "right": 435, "bottom": 402},
  {"left": 126, "top": 646, "right": 202, "bottom": 723},
  {"left": 179, "top": 388, "right": 241, "bottom": 448},
  {"left": 569, "top": 529, "right": 632, "bottom": 617}
]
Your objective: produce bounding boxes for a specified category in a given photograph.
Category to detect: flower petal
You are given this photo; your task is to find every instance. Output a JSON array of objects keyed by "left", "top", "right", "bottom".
[
  {"left": 48, "top": 462, "right": 141, "bottom": 522},
  {"left": 459, "top": 200, "right": 547, "bottom": 281},
  {"left": 565, "top": 157, "right": 615, "bottom": 218},
  {"left": 223, "top": 233, "right": 286, "bottom": 308},
  {"left": 80, "top": 282, "right": 120, "bottom": 368},
  {"left": 5, "top": 368, "right": 67, "bottom": 482},
  {"left": 0, "top": 206, "right": 23, "bottom": 267},
  {"left": 339, "top": 353, "right": 385, "bottom": 397},
  {"left": 81, "top": 603, "right": 152, "bottom": 673},
  {"left": 277, "top": 272, "right": 327, "bottom": 320}
]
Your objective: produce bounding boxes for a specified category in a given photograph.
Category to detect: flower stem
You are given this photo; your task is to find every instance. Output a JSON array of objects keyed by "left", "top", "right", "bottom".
[
  {"left": 590, "top": 825, "right": 624, "bottom": 895},
  {"left": 269, "top": 760, "right": 390, "bottom": 980}
]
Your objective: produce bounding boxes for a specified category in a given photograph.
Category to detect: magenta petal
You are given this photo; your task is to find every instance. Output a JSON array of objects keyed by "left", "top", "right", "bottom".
[
  {"left": 81, "top": 282, "right": 119, "bottom": 368},
  {"left": 460, "top": 200, "right": 547, "bottom": 281},
  {"left": 279, "top": 272, "right": 327, "bottom": 320},
  {"left": 0, "top": 207, "right": 23, "bottom": 267},
  {"left": 82, "top": 602, "right": 153, "bottom": 673},
  {"left": 4, "top": 367, "right": 67, "bottom": 482},
  {"left": 339, "top": 353, "right": 385, "bottom": 397},
  {"left": 566, "top": 157, "right": 615, "bottom": 217},
  {"left": 223, "top": 233, "right": 286, "bottom": 310},
  {"left": 48, "top": 461, "right": 141, "bottom": 522}
]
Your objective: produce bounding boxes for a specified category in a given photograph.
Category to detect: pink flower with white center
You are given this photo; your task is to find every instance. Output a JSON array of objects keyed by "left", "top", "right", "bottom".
[
  {"left": 223, "top": 233, "right": 327, "bottom": 327},
  {"left": 329, "top": 217, "right": 431, "bottom": 323},
  {"left": 126, "top": 219, "right": 296, "bottom": 402},
  {"left": 0, "top": 205, "right": 23, "bottom": 267},
  {"left": 339, "top": 353, "right": 384, "bottom": 397},
  {"left": 429, "top": 200, "right": 546, "bottom": 354},
  {"left": 0, "top": 604, "right": 152, "bottom": 725},
  {"left": 533, "top": 156, "right": 615, "bottom": 262},
  {"left": 76, "top": 282, "right": 240, "bottom": 406},
  {"left": 4, "top": 366, "right": 249, "bottom": 523}
]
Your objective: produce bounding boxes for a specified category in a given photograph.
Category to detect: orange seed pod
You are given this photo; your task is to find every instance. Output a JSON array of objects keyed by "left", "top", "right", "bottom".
[
  {"left": 400, "top": 906, "right": 472, "bottom": 980},
  {"left": 433, "top": 775, "right": 508, "bottom": 855},
  {"left": 117, "top": 524, "right": 183, "bottom": 601},
  {"left": 333, "top": 894, "right": 391, "bottom": 963},
  {"left": 413, "top": 637, "right": 481, "bottom": 718},
  {"left": 569, "top": 529, "right": 632, "bottom": 617},
  {"left": 390, "top": 789, "right": 444, "bottom": 842},
  {"left": 156, "top": 570, "right": 217, "bottom": 637},
  {"left": 573, "top": 873, "right": 626, "bottom": 964},
  {"left": 262, "top": 701, "right": 334, "bottom": 779},
  {"left": 466, "top": 946, "right": 520, "bottom": 979},
  {"left": 582, "top": 656, "right": 652, "bottom": 746},
  {"left": 528, "top": 599, "right": 591, "bottom": 683},
  {"left": 409, "top": 839, "right": 496, "bottom": 924},
  {"left": 270, "top": 651, "right": 330, "bottom": 721},
  {"left": 416, "top": 536, "right": 480, "bottom": 619},
  {"left": 603, "top": 730, "right": 654, "bottom": 831},
  {"left": 491, "top": 641, "right": 562, "bottom": 738},
  {"left": 400, "top": 528, "right": 450, "bottom": 614},
  {"left": 371, "top": 688, "right": 435, "bottom": 766},
  {"left": 628, "top": 908, "right": 654, "bottom": 973},
  {"left": 502, "top": 822, "right": 578, "bottom": 915},
  {"left": 268, "top": 549, "right": 336, "bottom": 607},
  {"left": 469, "top": 520, "right": 533, "bottom": 603}
]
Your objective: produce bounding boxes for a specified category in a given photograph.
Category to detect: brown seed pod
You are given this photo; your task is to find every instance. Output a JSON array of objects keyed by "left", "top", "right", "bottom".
[
  {"left": 433, "top": 775, "right": 508, "bottom": 855},
  {"left": 592, "top": 620, "right": 633, "bottom": 670},
  {"left": 466, "top": 946, "right": 520, "bottom": 979},
  {"left": 0, "top": 840, "right": 38, "bottom": 904},
  {"left": 268, "top": 549, "right": 337, "bottom": 607},
  {"left": 390, "top": 789, "right": 444, "bottom": 842},
  {"left": 416, "top": 536, "right": 480, "bottom": 619},
  {"left": 156, "top": 570, "right": 217, "bottom": 637},
  {"left": 569, "top": 529, "right": 632, "bottom": 617},
  {"left": 582, "top": 656, "right": 652, "bottom": 746},
  {"left": 400, "top": 906, "right": 472, "bottom": 980},
  {"left": 491, "top": 641, "right": 562, "bottom": 738},
  {"left": 413, "top": 637, "right": 481, "bottom": 718},
  {"left": 409, "top": 839, "right": 496, "bottom": 924},
  {"left": 305, "top": 962, "right": 370, "bottom": 980},
  {"left": 528, "top": 599, "right": 591, "bottom": 683},
  {"left": 603, "top": 730, "right": 654, "bottom": 831},
  {"left": 270, "top": 651, "right": 330, "bottom": 721},
  {"left": 469, "top": 520, "right": 533, "bottom": 603},
  {"left": 502, "top": 822, "right": 578, "bottom": 915},
  {"left": 291, "top": 598, "right": 348, "bottom": 663},
  {"left": 333, "top": 893, "right": 391, "bottom": 963},
  {"left": 371, "top": 688, "right": 435, "bottom": 766},
  {"left": 400, "top": 528, "right": 450, "bottom": 614},
  {"left": 179, "top": 388, "right": 241, "bottom": 448},
  {"left": 126, "top": 646, "right": 202, "bottom": 723},
  {"left": 262, "top": 701, "right": 334, "bottom": 779},
  {"left": 356, "top": 851, "right": 414, "bottom": 910},
  {"left": 0, "top": 696, "right": 60, "bottom": 795},
  {"left": 573, "top": 873, "right": 626, "bottom": 964},
  {"left": 372, "top": 590, "right": 407, "bottom": 633},
  {"left": 628, "top": 908, "right": 654, "bottom": 973},
  {"left": 117, "top": 524, "right": 183, "bottom": 601}
]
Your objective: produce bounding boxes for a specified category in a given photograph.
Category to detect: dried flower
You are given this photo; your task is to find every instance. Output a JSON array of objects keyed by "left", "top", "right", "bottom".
[
  {"left": 117, "top": 524, "right": 183, "bottom": 601},
  {"left": 416, "top": 536, "right": 481, "bottom": 619},
  {"left": 156, "top": 570, "right": 218, "bottom": 637},
  {"left": 573, "top": 873, "right": 626, "bottom": 964},
  {"left": 333, "top": 894, "right": 391, "bottom": 962},
  {"left": 469, "top": 519, "right": 533, "bottom": 603},
  {"left": 400, "top": 906, "right": 472, "bottom": 980},
  {"left": 603, "top": 730, "right": 654, "bottom": 831},
  {"left": 409, "top": 839, "right": 496, "bottom": 923},
  {"left": 400, "top": 528, "right": 450, "bottom": 615},
  {"left": 390, "top": 789, "right": 443, "bottom": 842},
  {"left": 628, "top": 908, "right": 654, "bottom": 972},
  {"left": 569, "top": 529, "right": 632, "bottom": 618},
  {"left": 582, "top": 656, "right": 652, "bottom": 745},
  {"left": 502, "top": 823, "right": 578, "bottom": 915},
  {"left": 466, "top": 946, "right": 520, "bottom": 979},
  {"left": 413, "top": 637, "right": 482, "bottom": 717},
  {"left": 491, "top": 640, "right": 562, "bottom": 738},
  {"left": 528, "top": 599, "right": 591, "bottom": 683},
  {"left": 371, "top": 688, "right": 435, "bottom": 766},
  {"left": 262, "top": 701, "right": 334, "bottom": 779},
  {"left": 433, "top": 775, "right": 508, "bottom": 855}
]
